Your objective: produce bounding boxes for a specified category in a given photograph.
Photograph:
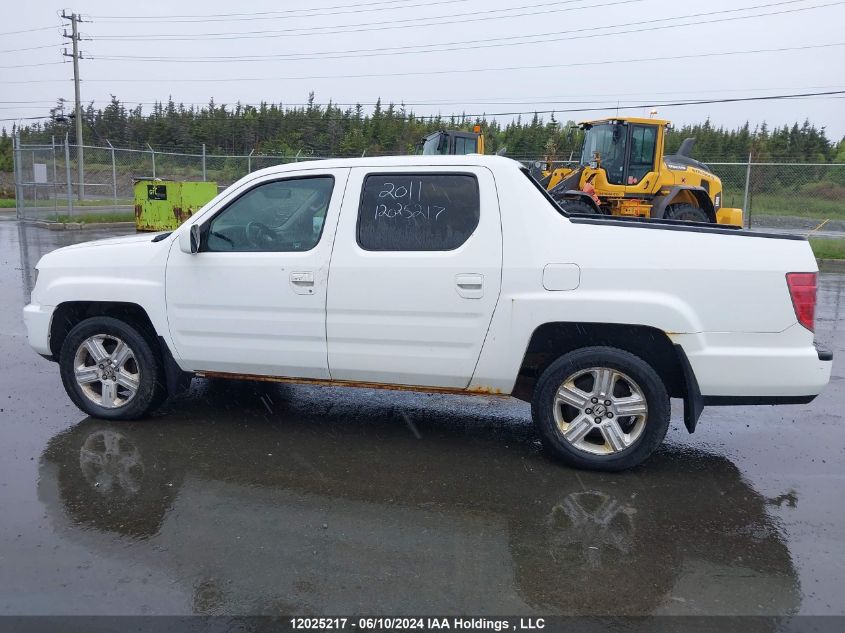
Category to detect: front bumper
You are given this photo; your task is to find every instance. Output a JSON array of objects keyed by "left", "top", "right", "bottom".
[{"left": 23, "top": 303, "right": 55, "bottom": 357}]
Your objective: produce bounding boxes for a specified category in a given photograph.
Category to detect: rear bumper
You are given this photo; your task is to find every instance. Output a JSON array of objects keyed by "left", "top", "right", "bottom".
[
  {"left": 23, "top": 303, "right": 54, "bottom": 357},
  {"left": 816, "top": 342, "right": 833, "bottom": 362},
  {"left": 671, "top": 326, "right": 832, "bottom": 400}
]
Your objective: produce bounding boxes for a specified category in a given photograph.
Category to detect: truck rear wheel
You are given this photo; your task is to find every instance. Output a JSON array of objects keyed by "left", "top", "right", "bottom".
[
  {"left": 531, "top": 346, "right": 671, "bottom": 471},
  {"left": 59, "top": 316, "right": 167, "bottom": 420}
]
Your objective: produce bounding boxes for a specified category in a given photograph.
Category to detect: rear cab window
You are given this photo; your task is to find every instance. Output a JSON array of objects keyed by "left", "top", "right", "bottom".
[{"left": 357, "top": 173, "right": 480, "bottom": 251}]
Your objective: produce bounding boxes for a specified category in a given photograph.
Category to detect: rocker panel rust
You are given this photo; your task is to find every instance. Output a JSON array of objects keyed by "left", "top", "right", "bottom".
[{"left": 195, "top": 371, "right": 507, "bottom": 396}]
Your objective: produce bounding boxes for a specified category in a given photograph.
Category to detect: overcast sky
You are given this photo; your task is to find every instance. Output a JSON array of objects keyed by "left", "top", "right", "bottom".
[{"left": 3, "top": 0, "right": 845, "bottom": 144}]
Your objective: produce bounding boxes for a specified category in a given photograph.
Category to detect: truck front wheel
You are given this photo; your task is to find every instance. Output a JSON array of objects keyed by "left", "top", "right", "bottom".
[
  {"left": 531, "top": 346, "right": 671, "bottom": 471},
  {"left": 59, "top": 316, "right": 167, "bottom": 420},
  {"left": 664, "top": 203, "right": 710, "bottom": 223}
]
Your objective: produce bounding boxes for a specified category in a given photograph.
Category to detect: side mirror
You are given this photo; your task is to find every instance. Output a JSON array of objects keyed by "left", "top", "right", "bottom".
[{"left": 179, "top": 224, "right": 201, "bottom": 254}]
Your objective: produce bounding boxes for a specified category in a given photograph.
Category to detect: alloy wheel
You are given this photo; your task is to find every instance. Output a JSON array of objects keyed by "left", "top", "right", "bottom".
[
  {"left": 552, "top": 367, "right": 648, "bottom": 455},
  {"left": 73, "top": 334, "right": 140, "bottom": 408}
]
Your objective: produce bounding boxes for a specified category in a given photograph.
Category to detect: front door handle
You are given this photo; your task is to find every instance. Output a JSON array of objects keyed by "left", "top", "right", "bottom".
[
  {"left": 290, "top": 270, "right": 315, "bottom": 295},
  {"left": 455, "top": 273, "right": 483, "bottom": 299}
]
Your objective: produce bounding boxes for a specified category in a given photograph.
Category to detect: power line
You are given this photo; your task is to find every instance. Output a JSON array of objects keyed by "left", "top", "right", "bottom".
[
  {"left": 0, "top": 61, "right": 65, "bottom": 69},
  {"left": 89, "top": 0, "right": 799, "bottom": 42},
  {"left": 0, "top": 44, "right": 61, "bottom": 54},
  {"left": 91, "top": 0, "right": 642, "bottom": 41},
  {"left": 0, "top": 115, "right": 56, "bottom": 122},
  {"left": 9, "top": 84, "right": 845, "bottom": 109},
  {"left": 5, "top": 90, "right": 845, "bottom": 124},
  {"left": 8, "top": 82, "right": 845, "bottom": 109},
  {"left": 88, "top": 0, "right": 471, "bottom": 22},
  {"left": 6, "top": 41, "right": 843, "bottom": 84},
  {"left": 0, "top": 25, "right": 61, "bottom": 36},
  {"left": 89, "top": 0, "right": 843, "bottom": 62}
]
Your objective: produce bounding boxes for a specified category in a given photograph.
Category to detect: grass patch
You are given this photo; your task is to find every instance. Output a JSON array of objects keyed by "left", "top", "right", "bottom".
[
  {"left": 749, "top": 194, "right": 845, "bottom": 220},
  {"left": 722, "top": 190, "right": 845, "bottom": 220},
  {"left": 56, "top": 212, "right": 134, "bottom": 224},
  {"left": 810, "top": 238, "right": 845, "bottom": 260}
]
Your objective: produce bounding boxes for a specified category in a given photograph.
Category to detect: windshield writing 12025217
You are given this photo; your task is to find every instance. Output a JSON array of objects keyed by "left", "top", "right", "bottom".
[{"left": 374, "top": 180, "right": 447, "bottom": 222}]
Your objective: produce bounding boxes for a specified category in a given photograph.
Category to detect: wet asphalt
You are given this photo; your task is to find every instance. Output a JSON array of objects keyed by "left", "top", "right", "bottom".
[{"left": 0, "top": 220, "right": 843, "bottom": 617}]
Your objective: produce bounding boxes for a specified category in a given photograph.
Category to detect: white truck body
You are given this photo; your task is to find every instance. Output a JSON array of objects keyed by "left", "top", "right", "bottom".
[{"left": 24, "top": 155, "right": 832, "bottom": 462}]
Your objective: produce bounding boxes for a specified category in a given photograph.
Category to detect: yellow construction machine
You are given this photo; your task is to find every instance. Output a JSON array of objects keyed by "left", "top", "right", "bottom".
[
  {"left": 418, "top": 124, "right": 486, "bottom": 155},
  {"left": 418, "top": 117, "right": 743, "bottom": 225}
]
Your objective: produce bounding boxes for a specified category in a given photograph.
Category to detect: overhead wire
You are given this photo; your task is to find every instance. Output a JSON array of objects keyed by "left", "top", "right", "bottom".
[
  {"left": 7, "top": 83, "right": 845, "bottom": 109},
  {"left": 4, "top": 90, "right": 844, "bottom": 124},
  {"left": 0, "top": 44, "right": 61, "bottom": 54},
  {"left": 90, "top": 0, "right": 644, "bottom": 40},
  {"left": 0, "top": 25, "right": 61, "bottom": 36},
  {"left": 87, "top": 0, "right": 472, "bottom": 23},
  {"left": 88, "top": 0, "right": 844, "bottom": 63},
  {"left": 8, "top": 41, "right": 833, "bottom": 83}
]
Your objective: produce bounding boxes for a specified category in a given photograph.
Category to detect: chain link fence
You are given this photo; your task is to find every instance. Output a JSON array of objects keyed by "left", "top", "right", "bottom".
[{"left": 10, "top": 134, "right": 845, "bottom": 233}]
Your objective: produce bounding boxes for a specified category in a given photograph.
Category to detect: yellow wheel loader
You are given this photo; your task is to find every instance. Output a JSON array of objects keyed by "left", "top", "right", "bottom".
[
  {"left": 417, "top": 117, "right": 743, "bottom": 226},
  {"left": 539, "top": 117, "right": 742, "bottom": 225}
]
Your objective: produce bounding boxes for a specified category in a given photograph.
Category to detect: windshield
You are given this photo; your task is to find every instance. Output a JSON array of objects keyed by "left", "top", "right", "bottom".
[
  {"left": 420, "top": 133, "right": 447, "bottom": 155},
  {"left": 580, "top": 123, "right": 627, "bottom": 185}
]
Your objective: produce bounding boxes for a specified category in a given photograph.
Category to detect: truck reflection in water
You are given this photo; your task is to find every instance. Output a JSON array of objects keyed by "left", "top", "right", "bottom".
[{"left": 39, "top": 379, "right": 800, "bottom": 616}]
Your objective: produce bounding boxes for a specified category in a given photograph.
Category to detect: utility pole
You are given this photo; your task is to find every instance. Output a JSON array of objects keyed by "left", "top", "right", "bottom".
[{"left": 62, "top": 10, "right": 85, "bottom": 200}]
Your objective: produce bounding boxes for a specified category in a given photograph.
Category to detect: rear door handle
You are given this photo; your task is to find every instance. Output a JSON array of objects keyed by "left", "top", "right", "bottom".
[
  {"left": 455, "top": 273, "right": 483, "bottom": 299},
  {"left": 290, "top": 270, "right": 315, "bottom": 295}
]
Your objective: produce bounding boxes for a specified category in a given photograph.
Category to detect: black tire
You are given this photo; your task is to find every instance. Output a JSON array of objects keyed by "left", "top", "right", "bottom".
[
  {"left": 664, "top": 203, "right": 710, "bottom": 223},
  {"left": 59, "top": 316, "right": 168, "bottom": 420},
  {"left": 558, "top": 198, "right": 599, "bottom": 215},
  {"left": 531, "top": 346, "right": 670, "bottom": 471}
]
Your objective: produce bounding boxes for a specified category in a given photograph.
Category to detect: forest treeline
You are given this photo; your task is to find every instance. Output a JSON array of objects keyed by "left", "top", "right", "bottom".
[{"left": 3, "top": 93, "right": 844, "bottom": 167}]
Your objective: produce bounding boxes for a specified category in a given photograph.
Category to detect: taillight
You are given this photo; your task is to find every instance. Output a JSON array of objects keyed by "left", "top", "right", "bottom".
[{"left": 786, "top": 272, "right": 817, "bottom": 332}]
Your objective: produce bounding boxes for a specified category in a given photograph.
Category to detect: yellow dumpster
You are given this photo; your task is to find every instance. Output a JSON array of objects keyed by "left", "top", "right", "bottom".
[{"left": 134, "top": 180, "right": 217, "bottom": 232}]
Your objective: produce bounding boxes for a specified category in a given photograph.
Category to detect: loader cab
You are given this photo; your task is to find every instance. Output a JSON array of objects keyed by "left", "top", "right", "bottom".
[
  {"left": 418, "top": 126, "right": 485, "bottom": 155},
  {"left": 580, "top": 118, "right": 664, "bottom": 190}
]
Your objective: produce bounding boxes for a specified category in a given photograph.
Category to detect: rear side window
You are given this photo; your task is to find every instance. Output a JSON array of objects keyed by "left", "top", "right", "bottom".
[{"left": 357, "top": 173, "right": 480, "bottom": 251}]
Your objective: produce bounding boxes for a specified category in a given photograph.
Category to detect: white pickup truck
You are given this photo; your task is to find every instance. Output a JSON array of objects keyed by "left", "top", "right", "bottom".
[{"left": 24, "top": 155, "right": 832, "bottom": 470}]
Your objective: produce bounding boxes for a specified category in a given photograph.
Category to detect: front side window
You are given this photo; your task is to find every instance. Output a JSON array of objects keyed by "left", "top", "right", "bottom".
[
  {"left": 205, "top": 176, "right": 334, "bottom": 252},
  {"left": 357, "top": 173, "right": 480, "bottom": 251}
]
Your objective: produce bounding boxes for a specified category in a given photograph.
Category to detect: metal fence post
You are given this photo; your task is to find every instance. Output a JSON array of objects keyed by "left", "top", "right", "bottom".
[
  {"left": 106, "top": 140, "right": 118, "bottom": 210},
  {"left": 202, "top": 143, "right": 207, "bottom": 181},
  {"left": 12, "top": 132, "right": 22, "bottom": 218},
  {"left": 147, "top": 143, "right": 156, "bottom": 179},
  {"left": 64, "top": 133, "right": 74, "bottom": 217},
  {"left": 51, "top": 136, "right": 59, "bottom": 220},
  {"left": 248, "top": 148, "right": 254, "bottom": 174},
  {"left": 743, "top": 151, "right": 752, "bottom": 229}
]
